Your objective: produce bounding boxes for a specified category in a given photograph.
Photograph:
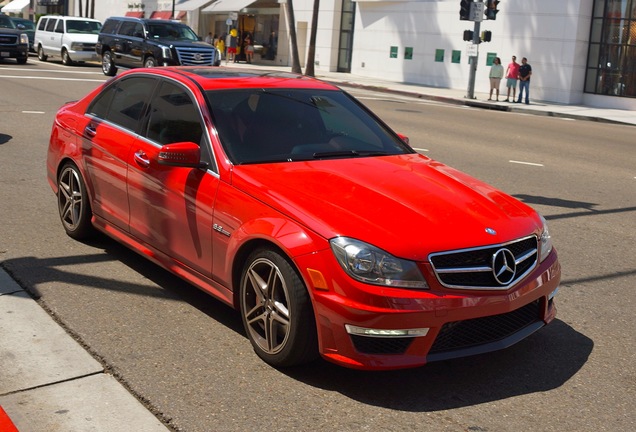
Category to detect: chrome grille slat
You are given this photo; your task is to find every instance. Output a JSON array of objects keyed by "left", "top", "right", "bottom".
[
  {"left": 175, "top": 47, "right": 216, "bottom": 66},
  {"left": 429, "top": 235, "right": 538, "bottom": 290}
]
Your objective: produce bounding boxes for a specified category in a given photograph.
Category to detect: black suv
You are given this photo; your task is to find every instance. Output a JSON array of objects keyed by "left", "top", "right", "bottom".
[
  {"left": 96, "top": 17, "right": 219, "bottom": 76},
  {"left": 0, "top": 14, "right": 29, "bottom": 64}
]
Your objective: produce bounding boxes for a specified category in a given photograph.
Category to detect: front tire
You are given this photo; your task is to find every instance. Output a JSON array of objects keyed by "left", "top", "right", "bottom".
[
  {"left": 37, "top": 45, "right": 47, "bottom": 61},
  {"left": 57, "top": 162, "right": 94, "bottom": 240},
  {"left": 240, "top": 248, "right": 318, "bottom": 367},
  {"left": 101, "top": 50, "right": 117, "bottom": 76},
  {"left": 61, "top": 48, "right": 73, "bottom": 66},
  {"left": 144, "top": 56, "right": 157, "bottom": 68}
]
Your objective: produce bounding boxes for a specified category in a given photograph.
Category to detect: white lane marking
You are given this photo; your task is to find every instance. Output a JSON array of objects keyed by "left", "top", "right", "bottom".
[
  {"left": 0, "top": 67, "right": 103, "bottom": 75},
  {"left": 509, "top": 160, "right": 544, "bottom": 167},
  {"left": 22, "top": 111, "right": 45, "bottom": 114},
  {"left": 413, "top": 147, "right": 429, "bottom": 152},
  {"left": 0, "top": 75, "right": 104, "bottom": 82}
]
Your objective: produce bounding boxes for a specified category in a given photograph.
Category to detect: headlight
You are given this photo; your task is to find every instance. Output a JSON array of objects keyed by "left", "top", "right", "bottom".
[
  {"left": 20, "top": 33, "right": 29, "bottom": 45},
  {"left": 71, "top": 42, "right": 84, "bottom": 50},
  {"left": 539, "top": 215, "right": 553, "bottom": 262},
  {"left": 160, "top": 45, "right": 172, "bottom": 59},
  {"left": 330, "top": 237, "right": 428, "bottom": 289}
]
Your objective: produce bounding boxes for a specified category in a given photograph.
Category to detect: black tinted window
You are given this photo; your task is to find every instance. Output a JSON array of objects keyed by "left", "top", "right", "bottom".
[
  {"left": 45, "top": 18, "right": 57, "bottom": 32},
  {"left": 88, "top": 77, "right": 156, "bottom": 132},
  {"left": 118, "top": 21, "right": 143, "bottom": 37},
  {"left": 145, "top": 80, "right": 203, "bottom": 145},
  {"left": 100, "top": 19, "right": 119, "bottom": 35},
  {"left": 37, "top": 18, "right": 47, "bottom": 31}
]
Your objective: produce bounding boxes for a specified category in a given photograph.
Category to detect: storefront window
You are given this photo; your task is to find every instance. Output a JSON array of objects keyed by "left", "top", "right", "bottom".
[{"left": 586, "top": 0, "right": 636, "bottom": 97}]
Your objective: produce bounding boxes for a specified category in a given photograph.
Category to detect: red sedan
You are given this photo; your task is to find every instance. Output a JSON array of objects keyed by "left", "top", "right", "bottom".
[{"left": 46, "top": 67, "right": 560, "bottom": 370}]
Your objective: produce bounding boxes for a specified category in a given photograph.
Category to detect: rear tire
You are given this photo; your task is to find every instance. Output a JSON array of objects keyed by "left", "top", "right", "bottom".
[
  {"left": 57, "top": 162, "right": 94, "bottom": 240},
  {"left": 101, "top": 50, "right": 117, "bottom": 76},
  {"left": 240, "top": 248, "right": 318, "bottom": 367},
  {"left": 37, "top": 45, "right": 47, "bottom": 61}
]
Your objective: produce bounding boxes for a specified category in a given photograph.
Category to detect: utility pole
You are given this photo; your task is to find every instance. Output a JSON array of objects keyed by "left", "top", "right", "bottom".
[{"left": 466, "top": 0, "right": 484, "bottom": 100}]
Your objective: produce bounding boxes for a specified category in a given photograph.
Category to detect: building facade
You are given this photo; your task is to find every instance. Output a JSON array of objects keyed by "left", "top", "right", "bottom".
[{"left": 7, "top": 0, "right": 634, "bottom": 110}]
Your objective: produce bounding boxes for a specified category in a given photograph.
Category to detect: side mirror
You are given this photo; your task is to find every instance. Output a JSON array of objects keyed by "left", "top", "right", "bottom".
[
  {"left": 397, "top": 133, "right": 410, "bottom": 145},
  {"left": 158, "top": 142, "right": 208, "bottom": 169}
]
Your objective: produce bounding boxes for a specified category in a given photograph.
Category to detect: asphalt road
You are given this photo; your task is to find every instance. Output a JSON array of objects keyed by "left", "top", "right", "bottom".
[{"left": 1, "top": 60, "right": 634, "bottom": 432}]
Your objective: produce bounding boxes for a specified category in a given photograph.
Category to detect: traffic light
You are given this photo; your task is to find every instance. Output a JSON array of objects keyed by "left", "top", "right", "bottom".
[
  {"left": 463, "top": 30, "right": 474, "bottom": 41},
  {"left": 460, "top": 0, "right": 472, "bottom": 21},
  {"left": 481, "top": 31, "right": 492, "bottom": 42},
  {"left": 485, "top": 0, "right": 500, "bottom": 20}
]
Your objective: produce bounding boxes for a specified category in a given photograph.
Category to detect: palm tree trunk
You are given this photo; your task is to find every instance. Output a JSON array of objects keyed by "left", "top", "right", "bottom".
[
  {"left": 284, "top": 0, "right": 302, "bottom": 74},
  {"left": 304, "top": 0, "right": 320, "bottom": 77}
]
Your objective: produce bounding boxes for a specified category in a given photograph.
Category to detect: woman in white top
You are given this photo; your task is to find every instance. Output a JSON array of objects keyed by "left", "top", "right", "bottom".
[{"left": 488, "top": 57, "right": 504, "bottom": 101}]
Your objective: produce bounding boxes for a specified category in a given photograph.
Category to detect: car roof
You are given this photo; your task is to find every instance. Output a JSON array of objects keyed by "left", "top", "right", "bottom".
[{"left": 119, "top": 67, "right": 342, "bottom": 92}]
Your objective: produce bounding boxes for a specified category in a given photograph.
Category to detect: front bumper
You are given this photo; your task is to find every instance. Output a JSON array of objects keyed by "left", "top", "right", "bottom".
[{"left": 297, "top": 248, "right": 561, "bottom": 370}]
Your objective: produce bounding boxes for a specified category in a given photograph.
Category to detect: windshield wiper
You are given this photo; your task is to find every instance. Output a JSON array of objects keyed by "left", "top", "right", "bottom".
[{"left": 312, "top": 150, "right": 389, "bottom": 159}]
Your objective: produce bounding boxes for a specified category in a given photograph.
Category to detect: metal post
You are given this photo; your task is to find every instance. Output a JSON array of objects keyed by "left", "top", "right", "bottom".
[{"left": 466, "top": 0, "right": 483, "bottom": 100}]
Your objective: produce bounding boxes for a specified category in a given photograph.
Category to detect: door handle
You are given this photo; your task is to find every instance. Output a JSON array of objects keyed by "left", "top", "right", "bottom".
[
  {"left": 84, "top": 124, "right": 97, "bottom": 138},
  {"left": 134, "top": 150, "right": 150, "bottom": 168}
]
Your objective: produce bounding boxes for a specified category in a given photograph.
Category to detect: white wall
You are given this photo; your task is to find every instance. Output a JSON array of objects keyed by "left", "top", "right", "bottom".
[{"left": 342, "top": 0, "right": 593, "bottom": 105}]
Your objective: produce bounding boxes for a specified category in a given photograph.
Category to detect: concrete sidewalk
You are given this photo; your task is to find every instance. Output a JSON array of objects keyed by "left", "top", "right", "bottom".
[{"left": 0, "top": 268, "right": 170, "bottom": 432}]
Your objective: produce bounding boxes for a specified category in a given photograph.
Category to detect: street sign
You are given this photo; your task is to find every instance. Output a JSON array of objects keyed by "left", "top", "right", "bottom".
[
  {"left": 470, "top": 2, "right": 484, "bottom": 22},
  {"left": 467, "top": 43, "right": 478, "bottom": 57},
  {"left": 229, "top": 12, "right": 238, "bottom": 20}
]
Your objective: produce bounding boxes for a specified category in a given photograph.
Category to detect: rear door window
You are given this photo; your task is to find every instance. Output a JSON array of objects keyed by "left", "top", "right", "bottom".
[{"left": 45, "top": 18, "right": 57, "bottom": 32}]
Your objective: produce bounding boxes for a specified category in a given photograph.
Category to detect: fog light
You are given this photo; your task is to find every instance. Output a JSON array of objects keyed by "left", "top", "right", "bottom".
[{"left": 345, "top": 324, "right": 429, "bottom": 338}]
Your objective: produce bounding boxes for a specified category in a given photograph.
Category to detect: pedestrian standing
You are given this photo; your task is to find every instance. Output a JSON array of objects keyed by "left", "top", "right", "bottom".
[
  {"left": 517, "top": 57, "right": 532, "bottom": 104},
  {"left": 504, "top": 55, "right": 520, "bottom": 102},
  {"left": 488, "top": 57, "right": 504, "bottom": 101}
]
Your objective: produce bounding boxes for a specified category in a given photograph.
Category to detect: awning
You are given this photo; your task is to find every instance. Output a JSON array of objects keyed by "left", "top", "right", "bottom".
[
  {"left": 175, "top": 0, "right": 214, "bottom": 12},
  {"left": 150, "top": 11, "right": 174, "bottom": 20},
  {"left": 202, "top": 0, "right": 256, "bottom": 14},
  {"left": 175, "top": 11, "right": 187, "bottom": 20},
  {"left": 125, "top": 11, "right": 145, "bottom": 18},
  {"left": 1, "top": 0, "right": 30, "bottom": 14}
]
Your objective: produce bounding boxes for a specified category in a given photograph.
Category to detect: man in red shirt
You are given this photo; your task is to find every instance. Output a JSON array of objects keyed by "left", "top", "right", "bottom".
[{"left": 504, "top": 56, "right": 520, "bottom": 102}]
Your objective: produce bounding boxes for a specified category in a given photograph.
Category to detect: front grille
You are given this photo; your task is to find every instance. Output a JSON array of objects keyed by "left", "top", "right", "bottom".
[
  {"left": 80, "top": 43, "right": 96, "bottom": 51},
  {"left": 175, "top": 47, "right": 216, "bottom": 66},
  {"left": 429, "top": 299, "right": 541, "bottom": 354},
  {"left": 429, "top": 236, "right": 538, "bottom": 289},
  {"left": 350, "top": 335, "right": 414, "bottom": 355},
  {"left": 0, "top": 35, "right": 18, "bottom": 45}
]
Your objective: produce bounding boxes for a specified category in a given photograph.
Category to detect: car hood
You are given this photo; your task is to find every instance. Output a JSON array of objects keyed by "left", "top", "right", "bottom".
[{"left": 231, "top": 154, "right": 541, "bottom": 260}]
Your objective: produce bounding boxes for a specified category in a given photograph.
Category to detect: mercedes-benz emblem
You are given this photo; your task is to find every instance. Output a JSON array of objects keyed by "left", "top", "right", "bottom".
[{"left": 492, "top": 248, "right": 516, "bottom": 285}]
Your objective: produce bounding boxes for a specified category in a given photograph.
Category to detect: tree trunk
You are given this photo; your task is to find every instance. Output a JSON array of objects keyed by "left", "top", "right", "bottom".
[
  {"left": 78, "top": 0, "right": 83, "bottom": 17},
  {"left": 284, "top": 0, "right": 302, "bottom": 74},
  {"left": 304, "top": 0, "right": 320, "bottom": 77},
  {"left": 90, "top": 0, "right": 95, "bottom": 18}
]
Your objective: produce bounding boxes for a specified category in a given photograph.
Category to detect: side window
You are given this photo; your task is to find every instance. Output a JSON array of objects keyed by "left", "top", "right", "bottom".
[
  {"left": 145, "top": 80, "right": 203, "bottom": 146},
  {"left": 118, "top": 21, "right": 137, "bottom": 37},
  {"left": 37, "top": 18, "right": 47, "bottom": 31},
  {"left": 100, "top": 19, "right": 119, "bottom": 35},
  {"left": 55, "top": 19, "right": 64, "bottom": 34},
  {"left": 90, "top": 77, "right": 157, "bottom": 132},
  {"left": 45, "top": 18, "right": 57, "bottom": 32}
]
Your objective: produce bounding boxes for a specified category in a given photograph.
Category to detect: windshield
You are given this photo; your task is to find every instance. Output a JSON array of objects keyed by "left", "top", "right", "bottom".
[
  {"left": 66, "top": 20, "right": 101, "bottom": 34},
  {"left": 146, "top": 23, "right": 198, "bottom": 41},
  {"left": 206, "top": 88, "right": 413, "bottom": 164},
  {"left": 0, "top": 15, "right": 16, "bottom": 29}
]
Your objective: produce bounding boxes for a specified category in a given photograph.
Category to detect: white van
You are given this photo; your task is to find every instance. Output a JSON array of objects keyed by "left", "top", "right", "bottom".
[{"left": 35, "top": 16, "right": 102, "bottom": 65}]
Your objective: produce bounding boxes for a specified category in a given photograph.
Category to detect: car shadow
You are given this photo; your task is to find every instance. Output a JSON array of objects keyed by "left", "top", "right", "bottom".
[
  {"left": 0, "top": 134, "right": 11, "bottom": 145},
  {"left": 281, "top": 320, "right": 592, "bottom": 411}
]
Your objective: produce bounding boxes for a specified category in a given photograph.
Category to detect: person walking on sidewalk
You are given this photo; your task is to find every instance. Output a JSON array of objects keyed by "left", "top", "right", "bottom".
[
  {"left": 488, "top": 57, "right": 504, "bottom": 101},
  {"left": 505, "top": 55, "right": 520, "bottom": 102},
  {"left": 517, "top": 57, "right": 532, "bottom": 104}
]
